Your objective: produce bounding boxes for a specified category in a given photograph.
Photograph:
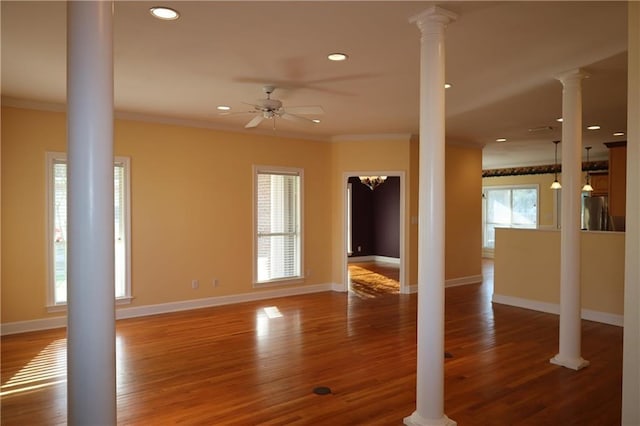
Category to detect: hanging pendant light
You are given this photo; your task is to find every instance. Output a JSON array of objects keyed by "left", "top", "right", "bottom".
[
  {"left": 582, "top": 146, "right": 594, "bottom": 192},
  {"left": 550, "top": 140, "right": 562, "bottom": 190}
]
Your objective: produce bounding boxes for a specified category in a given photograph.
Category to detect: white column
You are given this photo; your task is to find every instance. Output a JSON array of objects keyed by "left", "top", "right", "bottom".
[
  {"left": 406, "top": 7, "right": 457, "bottom": 426},
  {"left": 622, "top": 1, "right": 640, "bottom": 423},
  {"left": 67, "top": 1, "right": 116, "bottom": 424},
  {"left": 550, "top": 69, "right": 589, "bottom": 371}
]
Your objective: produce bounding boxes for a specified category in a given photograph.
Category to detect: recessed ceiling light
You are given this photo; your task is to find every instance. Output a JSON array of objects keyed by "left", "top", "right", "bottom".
[
  {"left": 496, "top": 138, "right": 507, "bottom": 143},
  {"left": 587, "top": 125, "right": 601, "bottom": 130},
  {"left": 312, "top": 119, "right": 321, "bottom": 124},
  {"left": 327, "top": 53, "right": 348, "bottom": 61},
  {"left": 444, "top": 83, "right": 452, "bottom": 89},
  {"left": 556, "top": 117, "right": 563, "bottom": 122},
  {"left": 613, "top": 131, "right": 625, "bottom": 136},
  {"left": 217, "top": 105, "right": 231, "bottom": 111},
  {"left": 150, "top": 7, "right": 180, "bottom": 20}
]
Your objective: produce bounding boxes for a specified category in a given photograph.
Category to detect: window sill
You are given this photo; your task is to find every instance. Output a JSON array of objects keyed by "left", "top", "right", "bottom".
[
  {"left": 46, "top": 296, "right": 134, "bottom": 313},
  {"left": 253, "top": 276, "right": 304, "bottom": 288}
]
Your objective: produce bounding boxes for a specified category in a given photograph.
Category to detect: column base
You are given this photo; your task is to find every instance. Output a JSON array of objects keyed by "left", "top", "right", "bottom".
[
  {"left": 404, "top": 411, "right": 457, "bottom": 426},
  {"left": 550, "top": 354, "right": 590, "bottom": 370}
]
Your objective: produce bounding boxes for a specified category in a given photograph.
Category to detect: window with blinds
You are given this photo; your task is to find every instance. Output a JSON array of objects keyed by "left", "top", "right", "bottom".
[
  {"left": 254, "top": 167, "right": 303, "bottom": 284},
  {"left": 47, "top": 152, "right": 131, "bottom": 306}
]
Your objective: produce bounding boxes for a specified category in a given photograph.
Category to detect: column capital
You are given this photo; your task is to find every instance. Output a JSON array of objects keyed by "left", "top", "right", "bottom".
[
  {"left": 556, "top": 68, "right": 590, "bottom": 86},
  {"left": 410, "top": 6, "right": 458, "bottom": 33}
]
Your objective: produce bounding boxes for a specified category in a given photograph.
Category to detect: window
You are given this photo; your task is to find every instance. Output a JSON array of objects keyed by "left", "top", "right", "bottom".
[
  {"left": 47, "top": 152, "right": 131, "bottom": 307},
  {"left": 254, "top": 166, "right": 303, "bottom": 285},
  {"left": 482, "top": 185, "right": 538, "bottom": 249}
]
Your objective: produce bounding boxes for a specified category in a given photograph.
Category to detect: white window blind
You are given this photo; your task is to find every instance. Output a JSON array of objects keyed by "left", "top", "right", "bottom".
[
  {"left": 48, "top": 153, "right": 131, "bottom": 305},
  {"left": 255, "top": 168, "right": 302, "bottom": 284}
]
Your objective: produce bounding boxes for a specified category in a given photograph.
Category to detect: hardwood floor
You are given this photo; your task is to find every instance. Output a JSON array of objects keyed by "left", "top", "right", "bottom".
[
  {"left": 1, "top": 261, "right": 622, "bottom": 425},
  {"left": 348, "top": 261, "right": 400, "bottom": 297}
]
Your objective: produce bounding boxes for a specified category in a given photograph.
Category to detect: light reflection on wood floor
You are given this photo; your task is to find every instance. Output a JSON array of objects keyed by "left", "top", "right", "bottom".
[{"left": 348, "top": 261, "right": 400, "bottom": 298}]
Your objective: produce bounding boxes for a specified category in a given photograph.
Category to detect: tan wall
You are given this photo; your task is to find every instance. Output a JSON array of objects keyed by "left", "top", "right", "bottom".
[
  {"left": 329, "top": 137, "right": 482, "bottom": 287},
  {"left": 1, "top": 107, "right": 333, "bottom": 323},
  {"left": 329, "top": 137, "right": 413, "bottom": 287},
  {"left": 446, "top": 144, "right": 483, "bottom": 281},
  {"left": 2, "top": 106, "right": 483, "bottom": 325},
  {"left": 494, "top": 228, "right": 625, "bottom": 316},
  {"left": 483, "top": 173, "right": 559, "bottom": 228}
]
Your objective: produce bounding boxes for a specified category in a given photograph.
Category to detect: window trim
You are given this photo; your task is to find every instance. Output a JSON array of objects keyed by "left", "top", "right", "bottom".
[
  {"left": 252, "top": 165, "right": 304, "bottom": 287},
  {"left": 45, "top": 151, "right": 132, "bottom": 310}
]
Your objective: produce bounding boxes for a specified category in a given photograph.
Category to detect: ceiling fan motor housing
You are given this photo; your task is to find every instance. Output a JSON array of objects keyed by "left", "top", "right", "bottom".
[{"left": 259, "top": 98, "right": 283, "bottom": 112}]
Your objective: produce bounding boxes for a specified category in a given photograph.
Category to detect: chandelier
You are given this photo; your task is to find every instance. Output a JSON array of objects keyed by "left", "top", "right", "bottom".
[{"left": 359, "top": 176, "right": 387, "bottom": 190}]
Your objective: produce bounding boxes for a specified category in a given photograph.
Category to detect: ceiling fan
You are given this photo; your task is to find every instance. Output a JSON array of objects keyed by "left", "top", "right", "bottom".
[{"left": 224, "top": 85, "right": 324, "bottom": 129}]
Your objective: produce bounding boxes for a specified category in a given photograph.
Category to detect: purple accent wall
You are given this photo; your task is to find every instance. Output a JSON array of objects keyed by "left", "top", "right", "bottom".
[{"left": 349, "top": 176, "right": 400, "bottom": 259}]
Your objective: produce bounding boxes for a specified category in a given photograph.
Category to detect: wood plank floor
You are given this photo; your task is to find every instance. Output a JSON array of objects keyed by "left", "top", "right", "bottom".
[
  {"left": 1, "top": 261, "right": 622, "bottom": 425},
  {"left": 348, "top": 261, "right": 400, "bottom": 297}
]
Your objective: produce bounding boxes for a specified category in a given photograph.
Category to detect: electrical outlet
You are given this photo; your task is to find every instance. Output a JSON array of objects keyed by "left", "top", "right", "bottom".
[
  {"left": 191, "top": 279, "right": 199, "bottom": 289},
  {"left": 212, "top": 278, "right": 218, "bottom": 287}
]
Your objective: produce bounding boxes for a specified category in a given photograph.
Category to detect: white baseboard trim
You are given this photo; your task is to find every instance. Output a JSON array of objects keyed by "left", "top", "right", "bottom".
[
  {"left": 492, "top": 293, "right": 623, "bottom": 327},
  {"left": 406, "top": 274, "right": 483, "bottom": 294},
  {"left": 0, "top": 316, "right": 68, "bottom": 336},
  {"left": 348, "top": 255, "right": 400, "bottom": 265},
  {"left": 482, "top": 249, "right": 494, "bottom": 259},
  {"left": 1, "top": 283, "right": 335, "bottom": 336},
  {"left": 445, "top": 274, "right": 483, "bottom": 288},
  {"left": 332, "top": 283, "right": 347, "bottom": 292}
]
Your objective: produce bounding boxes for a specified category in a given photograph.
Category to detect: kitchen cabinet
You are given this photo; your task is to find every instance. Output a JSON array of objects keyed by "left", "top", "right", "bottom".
[{"left": 589, "top": 172, "right": 609, "bottom": 197}]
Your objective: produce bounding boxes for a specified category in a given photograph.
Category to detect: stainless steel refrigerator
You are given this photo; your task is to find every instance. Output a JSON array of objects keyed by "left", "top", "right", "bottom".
[{"left": 582, "top": 195, "right": 608, "bottom": 231}]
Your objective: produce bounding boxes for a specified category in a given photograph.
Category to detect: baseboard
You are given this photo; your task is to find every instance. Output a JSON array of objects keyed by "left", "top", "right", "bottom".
[
  {"left": 482, "top": 248, "right": 494, "bottom": 259},
  {"left": 348, "top": 255, "right": 400, "bottom": 265},
  {"left": 406, "top": 274, "right": 482, "bottom": 294},
  {"left": 1, "top": 283, "right": 335, "bottom": 336},
  {"left": 332, "top": 282, "right": 347, "bottom": 292},
  {"left": 445, "top": 274, "right": 483, "bottom": 288},
  {"left": 492, "top": 293, "right": 623, "bottom": 327},
  {"left": 0, "top": 316, "right": 68, "bottom": 336}
]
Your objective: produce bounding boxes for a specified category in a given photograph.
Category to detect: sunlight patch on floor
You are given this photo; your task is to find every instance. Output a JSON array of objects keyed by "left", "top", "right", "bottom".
[{"left": 1, "top": 338, "right": 67, "bottom": 397}]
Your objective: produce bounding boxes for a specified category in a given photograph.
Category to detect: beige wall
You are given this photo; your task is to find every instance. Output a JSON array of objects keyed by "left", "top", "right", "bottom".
[
  {"left": 329, "top": 136, "right": 413, "bottom": 287},
  {"left": 483, "top": 173, "right": 559, "bottom": 228},
  {"left": 2, "top": 106, "right": 483, "bottom": 326},
  {"left": 1, "top": 107, "right": 333, "bottom": 323},
  {"left": 494, "top": 228, "right": 625, "bottom": 317},
  {"left": 329, "top": 137, "right": 482, "bottom": 287},
  {"left": 446, "top": 144, "right": 483, "bottom": 281}
]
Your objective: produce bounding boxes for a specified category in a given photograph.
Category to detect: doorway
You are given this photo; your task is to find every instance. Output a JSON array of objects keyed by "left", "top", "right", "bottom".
[{"left": 342, "top": 171, "right": 406, "bottom": 295}]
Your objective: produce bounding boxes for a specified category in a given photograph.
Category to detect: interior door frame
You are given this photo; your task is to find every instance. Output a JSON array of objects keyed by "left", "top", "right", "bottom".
[{"left": 342, "top": 171, "right": 407, "bottom": 294}]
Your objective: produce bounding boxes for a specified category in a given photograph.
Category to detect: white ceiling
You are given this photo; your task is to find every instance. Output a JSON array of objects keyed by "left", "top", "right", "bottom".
[{"left": 1, "top": 1, "right": 629, "bottom": 169}]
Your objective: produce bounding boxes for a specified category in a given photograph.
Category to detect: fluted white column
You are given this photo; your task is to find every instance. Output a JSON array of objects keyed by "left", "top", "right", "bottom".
[
  {"left": 406, "top": 7, "right": 457, "bottom": 426},
  {"left": 550, "top": 69, "right": 589, "bottom": 371},
  {"left": 67, "top": 1, "right": 116, "bottom": 424},
  {"left": 622, "top": 2, "right": 640, "bottom": 423}
]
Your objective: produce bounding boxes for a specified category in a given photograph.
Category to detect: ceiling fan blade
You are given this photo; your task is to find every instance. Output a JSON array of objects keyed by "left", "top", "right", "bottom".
[
  {"left": 284, "top": 105, "right": 324, "bottom": 115},
  {"left": 218, "top": 110, "right": 255, "bottom": 116},
  {"left": 281, "top": 113, "right": 315, "bottom": 125},
  {"left": 242, "top": 102, "right": 263, "bottom": 110},
  {"left": 245, "top": 115, "right": 265, "bottom": 128}
]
